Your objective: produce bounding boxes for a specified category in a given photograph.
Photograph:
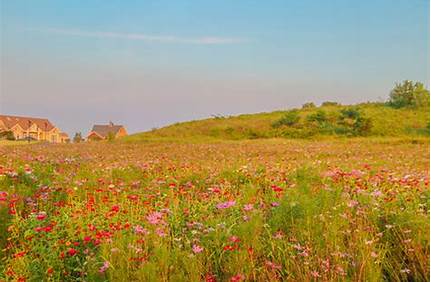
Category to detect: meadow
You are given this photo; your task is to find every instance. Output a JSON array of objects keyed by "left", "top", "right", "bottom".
[{"left": 0, "top": 138, "right": 429, "bottom": 281}]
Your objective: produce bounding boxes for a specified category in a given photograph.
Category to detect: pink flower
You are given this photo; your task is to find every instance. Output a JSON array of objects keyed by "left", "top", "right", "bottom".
[
  {"left": 217, "top": 201, "right": 236, "bottom": 209},
  {"left": 271, "top": 202, "right": 279, "bottom": 207},
  {"left": 243, "top": 204, "right": 254, "bottom": 211},
  {"left": 99, "top": 261, "right": 109, "bottom": 273},
  {"left": 310, "top": 271, "right": 320, "bottom": 278},
  {"left": 265, "top": 260, "right": 281, "bottom": 270},
  {"left": 347, "top": 200, "right": 358, "bottom": 208},
  {"left": 134, "top": 225, "right": 149, "bottom": 235},
  {"left": 155, "top": 228, "right": 167, "bottom": 237},
  {"left": 192, "top": 244, "right": 204, "bottom": 254},
  {"left": 147, "top": 212, "right": 164, "bottom": 225}
]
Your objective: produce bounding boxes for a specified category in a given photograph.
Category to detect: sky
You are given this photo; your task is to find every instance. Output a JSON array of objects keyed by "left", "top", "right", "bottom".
[{"left": 1, "top": 0, "right": 429, "bottom": 136}]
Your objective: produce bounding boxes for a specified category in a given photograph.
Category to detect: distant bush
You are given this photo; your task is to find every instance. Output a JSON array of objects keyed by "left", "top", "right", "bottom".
[
  {"left": 321, "top": 101, "right": 340, "bottom": 107},
  {"left": 306, "top": 110, "right": 328, "bottom": 124},
  {"left": 272, "top": 110, "right": 300, "bottom": 128},
  {"left": 388, "top": 80, "right": 430, "bottom": 108},
  {"left": 0, "top": 131, "right": 15, "bottom": 140},
  {"left": 337, "top": 107, "right": 372, "bottom": 136},
  {"left": 302, "top": 102, "right": 316, "bottom": 109}
]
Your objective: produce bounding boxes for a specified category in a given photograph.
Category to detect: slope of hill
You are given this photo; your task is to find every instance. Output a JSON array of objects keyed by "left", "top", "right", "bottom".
[{"left": 123, "top": 103, "right": 429, "bottom": 142}]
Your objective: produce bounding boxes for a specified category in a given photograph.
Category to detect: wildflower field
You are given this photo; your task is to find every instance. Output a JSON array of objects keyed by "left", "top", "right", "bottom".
[{"left": 0, "top": 138, "right": 429, "bottom": 281}]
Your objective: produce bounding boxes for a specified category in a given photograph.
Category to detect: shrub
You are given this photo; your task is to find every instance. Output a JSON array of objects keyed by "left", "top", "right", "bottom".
[
  {"left": 338, "top": 107, "right": 372, "bottom": 136},
  {"left": 321, "top": 101, "right": 339, "bottom": 107},
  {"left": 302, "top": 102, "right": 316, "bottom": 109},
  {"left": 272, "top": 110, "right": 300, "bottom": 128},
  {"left": 0, "top": 131, "right": 15, "bottom": 140},
  {"left": 388, "top": 80, "right": 430, "bottom": 108},
  {"left": 306, "top": 110, "right": 328, "bottom": 124}
]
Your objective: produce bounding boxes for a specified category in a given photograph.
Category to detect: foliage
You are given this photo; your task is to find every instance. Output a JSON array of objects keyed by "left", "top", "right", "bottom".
[
  {"left": 0, "top": 131, "right": 15, "bottom": 141},
  {"left": 302, "top": 102, "right": 316, "bottom": 109},
  {"left": 321, "top": 101, "right": 340, "bottom": 107},
  {"left": 107, "top": 132, "right": 116, "bottom": 142},
  {"left": 73, "top": 132, "right": 83, "bottom": 143},
  {"left": 272, "top": 110, "right": 300, "bottom": 128},
  {"left": 388, "top": 80, "right": 430, "bottom": 108},
  {"left": 306, "top": 110, "right": 328, "bottom": 124},
  {"left": 337, "top": 107, "right": 372, "bottom": 136}
]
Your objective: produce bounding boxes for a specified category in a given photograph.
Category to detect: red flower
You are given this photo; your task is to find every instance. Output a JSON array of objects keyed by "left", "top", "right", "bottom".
[
  {"left": 230, "top": 274, "right": 245, "bottom": 282},
  {"left": 67, "top": 248, "right": 78, "bottom": 256},
  {"left": 205, "top": 273, "right": 217, "bottom": 282},
  {"left": 14, "top": 251, "right": 26, "bottom": 258},
  {"left": 47, "top": 267, "right": 54, "bottom": 275},
  {"left": 36, "top": 213, "right": 47, "bottom": 221},
  {"left": 223, "top": 245, "right": 235, "bottom": 251},
  {"left": 111, "top": 205, "right": 120, "bottom": 212}
]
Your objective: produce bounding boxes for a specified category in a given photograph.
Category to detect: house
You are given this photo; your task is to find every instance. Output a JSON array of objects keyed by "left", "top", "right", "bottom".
[
  {"left": 59, "top": 132, "right": 71, "bottom": 143},
  {"left": 0, "top": 115, "right": 68, "bottom": 143},
  {"left": 87, "top": 122, "right": 128, "bottom": 141}
]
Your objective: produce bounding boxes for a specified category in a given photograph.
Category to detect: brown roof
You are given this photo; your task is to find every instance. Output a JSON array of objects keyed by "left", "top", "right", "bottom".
[
  {"left": 59, "top": 132, "right": 69, "bottom": 138},
  {"left": 0, "top": 115, "right": 55, "bottom": 131},
  {"left": 89, "top": 123, "right": 124, "bottom": 138}
]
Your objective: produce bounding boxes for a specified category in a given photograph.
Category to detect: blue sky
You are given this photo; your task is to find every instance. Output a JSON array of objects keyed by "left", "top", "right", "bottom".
[{"left": 1, "top": 0, "right": 429, "bottom": 136}]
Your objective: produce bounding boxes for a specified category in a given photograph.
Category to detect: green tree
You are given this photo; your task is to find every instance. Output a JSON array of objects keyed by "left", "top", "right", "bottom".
[
  {"left": 321, "top": 101, "right": 339, "bottom": 107},
  {"left": 388, "top": 80, "right": 430, "bottom": 108},
  {"left": 73, "top": 132, "right": 83, "bottom": 143},
  {"left": 302, "top": 102, "right": 316, "bottom": 109}
]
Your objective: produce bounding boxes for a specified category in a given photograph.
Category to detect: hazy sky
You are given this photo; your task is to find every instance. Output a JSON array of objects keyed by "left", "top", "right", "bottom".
[{"left": 1, "top": 0, "right": 429, "bottom": 136}]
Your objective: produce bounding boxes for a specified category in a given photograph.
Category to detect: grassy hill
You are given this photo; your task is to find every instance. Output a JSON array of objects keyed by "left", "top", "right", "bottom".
[{"left": 124, "top": 102, "right": 429, "bottom": 142}]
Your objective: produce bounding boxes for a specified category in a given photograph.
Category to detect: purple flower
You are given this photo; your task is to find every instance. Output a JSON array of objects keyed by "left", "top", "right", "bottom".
[
  {"left": 243, "top": 204, "right": 254, "bottom": 211},
  {"left": 147, "top": 212, "right": 164, "bottom": 225},
  {"left": 216, "top": 201, "right": 236, "bottom": 209}
]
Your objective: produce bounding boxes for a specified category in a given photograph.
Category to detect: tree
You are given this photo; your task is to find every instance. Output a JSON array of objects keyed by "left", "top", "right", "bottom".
[
  {"left": 388, "top": 80, "right": 430, "bottom": 108},
  {"left": 302, "top": 102, "right": 316, "bottom": 109},
  {"left": 0, "top": 130, "right": 15, "bottom": 140},
  {"left": 321, "top": 101, "right": 339, "bottom": 107},
  {"left": 73, "top": 132, "right": 83, "bottom": 143}
]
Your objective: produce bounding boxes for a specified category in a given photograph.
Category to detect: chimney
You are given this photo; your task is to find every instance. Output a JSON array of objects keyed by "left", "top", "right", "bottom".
[{"left": 109, "top": 121, "right": 114, "bottom": 127}]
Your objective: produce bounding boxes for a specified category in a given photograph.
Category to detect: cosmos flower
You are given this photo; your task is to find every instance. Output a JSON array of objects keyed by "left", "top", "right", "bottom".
[
  {"left": 99, "top": 261, "right": 110, "bottom": 273},
  {"left": 192, "top": 244, "right": 204, "bottom": 254},
  {"left": 216, "top": 201, "right": 236, "bottom": 209}
]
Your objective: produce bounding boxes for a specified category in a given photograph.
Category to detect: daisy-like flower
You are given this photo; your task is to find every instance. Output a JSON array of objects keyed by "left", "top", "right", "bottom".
[
  {"left": 192, "top": 244, "right": 204, "bottom": 254},
  {"left": 216, "top": 201, "right": 236, "bottom": 209}
]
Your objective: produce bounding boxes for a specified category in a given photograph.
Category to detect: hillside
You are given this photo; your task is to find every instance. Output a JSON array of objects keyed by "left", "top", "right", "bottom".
[{"left": 124, "top": 103, "right": 429, "bottom": 142}]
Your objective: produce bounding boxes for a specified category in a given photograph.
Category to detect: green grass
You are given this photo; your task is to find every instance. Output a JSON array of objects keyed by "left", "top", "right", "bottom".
[{"left": 123, "top": 103, "right": 429, "bottom": 142}]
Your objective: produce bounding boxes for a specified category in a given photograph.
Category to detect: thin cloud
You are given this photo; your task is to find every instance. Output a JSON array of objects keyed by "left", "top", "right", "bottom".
[{"left": 28, "top": 27, "right": 246, "bottom": 45}]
